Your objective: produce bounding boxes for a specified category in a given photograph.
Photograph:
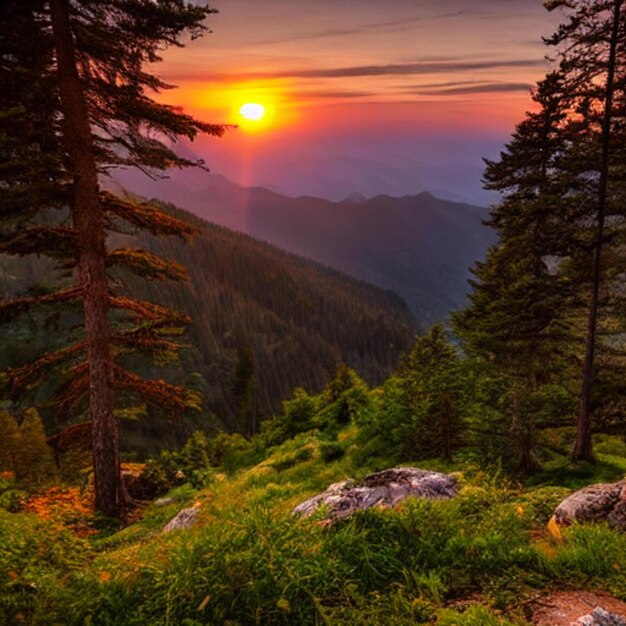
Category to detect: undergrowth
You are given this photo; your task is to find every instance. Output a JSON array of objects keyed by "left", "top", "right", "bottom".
[{"left": 2, "top": 430, "right": 626, "bottom": 624}]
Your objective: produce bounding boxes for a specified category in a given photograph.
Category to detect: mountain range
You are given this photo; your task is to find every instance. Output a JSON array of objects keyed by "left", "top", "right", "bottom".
[{"left": 112, "top": 170, "right": 494, "bottom": 323}]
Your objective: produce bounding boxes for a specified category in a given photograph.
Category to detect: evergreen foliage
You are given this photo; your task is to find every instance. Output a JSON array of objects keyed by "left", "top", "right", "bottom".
[
  {"left": 0, "top": 411, "right": 19, "bottom": 474},
  {"left": 0, "top": 0, "right": 225, "bottom": 516},
  {"left": 315, "top": 364, "right": 372, "bottom": 431},
  {"left": 0, "top": 200, "right": 416, "bottom": 453},
  {"left": 0, "top": 409, "right": 58, "bottom": 486},
  {"left": 356, "top": 326, "right": 467, "bottom": 464},
  {"left": 13, "top": 408, "right": 58, "bottom": 486},
  {"left": 544, "top": 0, "right": 626, "bottom": 460},
  {"left": 456, "top": 1, "right": 626, "bottom": 465}
]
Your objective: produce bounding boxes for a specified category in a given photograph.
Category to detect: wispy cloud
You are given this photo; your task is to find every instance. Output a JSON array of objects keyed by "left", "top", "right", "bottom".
[
  {"left": 252, "top": 10, "right": 466, "bottom": 45},
  {"left": 292, "top": 89, "right": 376, "bottom": 100},
  {"left": 409, "top": 82, "right": 533, "bottom": 96},
  {"left": 227, "top": 59, "right": 546, "bottom": 80}
]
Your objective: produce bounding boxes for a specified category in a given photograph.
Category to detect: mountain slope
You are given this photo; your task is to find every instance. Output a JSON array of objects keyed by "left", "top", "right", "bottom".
[
  {"left": 113, "top": 171, "right": 494, "bottom": 322},
  {"left": 0, "top": 201, "right": 416, "bottom": 448}
]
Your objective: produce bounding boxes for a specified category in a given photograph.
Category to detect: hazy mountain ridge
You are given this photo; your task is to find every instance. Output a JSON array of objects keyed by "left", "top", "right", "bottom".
[{"left": 113, "top": 171, "right": 494, "bottom": 322}]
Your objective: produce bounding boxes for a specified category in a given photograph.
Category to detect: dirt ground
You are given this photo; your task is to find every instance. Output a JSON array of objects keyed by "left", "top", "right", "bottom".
[{"left": 531, "top": 591, "right": 626, "bottom": 625}]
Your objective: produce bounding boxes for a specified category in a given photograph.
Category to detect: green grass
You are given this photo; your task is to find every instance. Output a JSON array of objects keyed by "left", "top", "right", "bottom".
[{"left": 2, "top": 430, "right": 626, "bottom": 624}]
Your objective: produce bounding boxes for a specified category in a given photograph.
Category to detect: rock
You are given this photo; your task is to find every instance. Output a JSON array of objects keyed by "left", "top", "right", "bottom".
[
  {"left": 533, "top": 591, "right": 626, "bottom": 626},
  {"left": 154, "top": 497, "right": 174, "bottom": 507},
  {"left": 161, "top": 504, "right": 200, "bottom": 533},
  {"left": 292, "top": 467, "right": 458, "bottom": 520},
  {"left": 553, "top": 481, "right": 626, "bottom": 531},
  {"left": 572, "top": 607, "right": 626, "bottom": 626}
]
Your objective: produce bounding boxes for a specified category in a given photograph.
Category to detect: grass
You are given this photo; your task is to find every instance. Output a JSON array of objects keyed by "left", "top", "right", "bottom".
[{"left": 2, "top": 430, "right": 626, "bottom": 624}]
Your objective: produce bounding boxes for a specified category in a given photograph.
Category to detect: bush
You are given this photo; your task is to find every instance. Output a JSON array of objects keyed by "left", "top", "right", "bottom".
[
  {"left": 261, "top": 388, "right": 319, "bottom": 447},
  {"left": 0, "top": 511, "right": 93, "bottom": 625},
  {"left": 320, "top": 441, "right": 345, "bottom": 463},
  {"left": 0, "top": 489, "right": 27, "bottom": 513},
  {"left": 437, "top": 604, "right": 518, "bottom": 625}
]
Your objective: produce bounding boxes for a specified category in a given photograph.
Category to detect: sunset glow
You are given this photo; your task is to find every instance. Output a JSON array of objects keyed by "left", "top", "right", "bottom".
[{"left": 151, "top": 0, "right": 564, "bottom": 203}]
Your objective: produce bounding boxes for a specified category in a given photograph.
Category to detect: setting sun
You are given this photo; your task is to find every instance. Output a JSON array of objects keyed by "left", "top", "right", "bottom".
[{"left": 239, "top": 102, "right": 266, "bottom": 121}]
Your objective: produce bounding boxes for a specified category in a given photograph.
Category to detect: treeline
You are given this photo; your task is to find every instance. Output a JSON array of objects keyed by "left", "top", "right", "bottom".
[
  {"left": 169, "top": 319, "right": 621, "bottom": 482},
  {"left": 114, "top": 199, "right": 418, "bottom": 443},
  {"left": 454, "top": 0, "right": 626, "bottom": 465},
  {"left": 0, "top": 200, "right": 417, "bottom": 453},
  {"left": 177, "top": 0, "right": 626, "bottom": 473}
]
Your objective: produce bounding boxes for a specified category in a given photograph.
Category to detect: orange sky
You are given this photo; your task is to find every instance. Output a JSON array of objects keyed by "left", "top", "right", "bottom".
[
  {"left": 140, "top": 1, "right": 565, "bottom": 204},
  {"left": 158, "top": 0, "right": 560, "bottom": 129}
]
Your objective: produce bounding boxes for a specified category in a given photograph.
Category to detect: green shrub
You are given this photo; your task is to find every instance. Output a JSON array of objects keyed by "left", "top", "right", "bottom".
[
  {"left": 552, "top": 523, "right": 626, "bottom": 583},
  {"left": 0, "top": 489, "right": 27, "bottom": 513},
  {"left": 437, "top": 604, "right": 518, "bottom": 625},
  {"left": 261, "top": 388, "right": 319, "bottom": 447},
  {"left": 320, "top": 441, "right": 345, "bottom": 463},
  {"left": 0, "top": 511, "right": 93, "bottom": 625}
]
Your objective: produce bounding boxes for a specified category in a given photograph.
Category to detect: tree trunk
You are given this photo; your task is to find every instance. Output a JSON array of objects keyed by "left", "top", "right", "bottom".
[
  {"left": 572, "top": 0, "right": 623, "bottom": 463},
  {"left": 50, "top": 0, "right": 121, "bottom": 516}
]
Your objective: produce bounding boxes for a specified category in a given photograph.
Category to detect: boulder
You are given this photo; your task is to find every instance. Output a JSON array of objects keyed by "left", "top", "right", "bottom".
[
  {"left": 573, "top": 607, "right": 626, "bottom": 626},
  {"left": 552, "top": 480, "right": 626, "bottom": 531},
  {"left": 161, "top": 504, "right": 200, "bottom": 533},
  {"left": 292, "top": 467, "right": 458, "bottom": 520}
]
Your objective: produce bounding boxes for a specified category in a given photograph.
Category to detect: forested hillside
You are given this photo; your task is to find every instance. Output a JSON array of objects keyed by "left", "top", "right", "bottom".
[
  {"left": 0, "top": 200, "right": 416, "bottom": 452},
  {"left": 114, "top": 171, "right": 494, "bottom": 322}
]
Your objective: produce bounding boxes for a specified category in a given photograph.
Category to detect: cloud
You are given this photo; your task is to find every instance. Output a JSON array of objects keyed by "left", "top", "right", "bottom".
[
  {"left": 251, "top": 58, "right": 546, "bottom": 80},
  {"left": 292, "top": 89, "right": 376, "bottom": 100},
  {"left": 252, "top": 10, "right": 466, "bottom": 45},
  {"left": 172, "top": 59, "right": 546, "bottom": 84},
  {"left": 410, "top": 82, "right": 533, "bottom": 95}
]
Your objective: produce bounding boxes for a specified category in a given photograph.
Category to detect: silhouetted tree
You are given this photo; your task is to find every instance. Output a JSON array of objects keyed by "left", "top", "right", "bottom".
[
  {"left": 0, "top": 0, "right": 225, "bottom": 517},
  {"left": 546, "top": 0, "right": 626, "bottom": 461},
  {"left": 453, "top": 73, "right": 575, "bottom": 470}
]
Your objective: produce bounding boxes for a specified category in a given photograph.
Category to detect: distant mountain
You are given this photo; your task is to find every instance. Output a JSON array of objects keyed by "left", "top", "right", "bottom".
[
  {"left": 0, "top": 201, "right": 416, "bottom": 450},
  {"left": 112, "top": 171, "right": 494, "bottom": 323}
]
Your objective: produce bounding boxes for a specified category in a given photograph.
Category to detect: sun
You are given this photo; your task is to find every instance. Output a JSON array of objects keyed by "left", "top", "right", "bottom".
[{"left": 239, "top": 102, "right": 266, "bottom": 122}]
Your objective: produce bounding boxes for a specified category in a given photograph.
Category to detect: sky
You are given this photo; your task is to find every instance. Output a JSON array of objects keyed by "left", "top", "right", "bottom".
[{"left": 145, "top": 0, "right": 564, "bottom": 205}]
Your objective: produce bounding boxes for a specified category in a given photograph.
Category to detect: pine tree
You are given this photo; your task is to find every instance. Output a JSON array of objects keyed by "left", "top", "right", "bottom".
[
  {"left": 13, "top": 408, "right": 58, "bottom": 486},
  {"left": 453, "top": 74, "right": 575, "bottom": 470},
  {"left": 398, "top": 325, "right": 465, "bottom": 461},
  {"left": 0, "top": 411, "right": 20, "bottom": 474},
  {"left": 231, "top": 348, "right": 257, "bottom": 437},
  {"left": 545, "top": 0, "right": 626, "bottom": 461},
  {"left": 0, "top": 0, "right": 225, "bottom": 516}
]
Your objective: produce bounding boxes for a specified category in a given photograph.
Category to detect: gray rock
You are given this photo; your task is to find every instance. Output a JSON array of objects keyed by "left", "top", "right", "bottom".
[
  {"left": 154, "top": 497, "right": 175, "bottom": 507},
  {"left": 554, "top": 481, "right": 626, "bottom": 530},
  {"left": 573, "top": 607, "right": 626, "bottom": 626},
  {"left": 161, "top": 505, "right": 200, "bottom": 533},
  {"left": 292, "top": 467, "right": 458, "bottom": 520}
]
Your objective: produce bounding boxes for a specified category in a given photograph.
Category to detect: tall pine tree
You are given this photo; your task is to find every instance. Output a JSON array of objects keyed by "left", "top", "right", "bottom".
[
  {"left": 453, "top": 74, "right": 575, "bottom": 471},
  {"left": 0, "top": 0, "right": 225, "bottom": 517},
  {"left": 545, "top": 0, "right": 626, "bottom": 461}
]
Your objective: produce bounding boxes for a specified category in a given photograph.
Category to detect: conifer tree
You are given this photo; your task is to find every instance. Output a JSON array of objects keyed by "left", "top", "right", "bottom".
[
  {"left": 231, "top": 348, "right": 257, "bottom": 437},
  {"left": 457, "top": 0, "right": 626, "bottom": 465},
  {"left": 453, "top": 74, "right": 575, "bottom": 470},
  {"left": 545, "top": 0, "right": 626, "bottom": 461},
  {"left": 0, "top": 411, "right": 20, "bottom": 474},
  {"left": 0, "top": 0, "right": 225, "bottom": 516},
  {"left": 398, "top": 325, "right": 465, "bottom": 461},
  {"left": 13, "top": 408, "right": 58, "bottom": 486}
]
